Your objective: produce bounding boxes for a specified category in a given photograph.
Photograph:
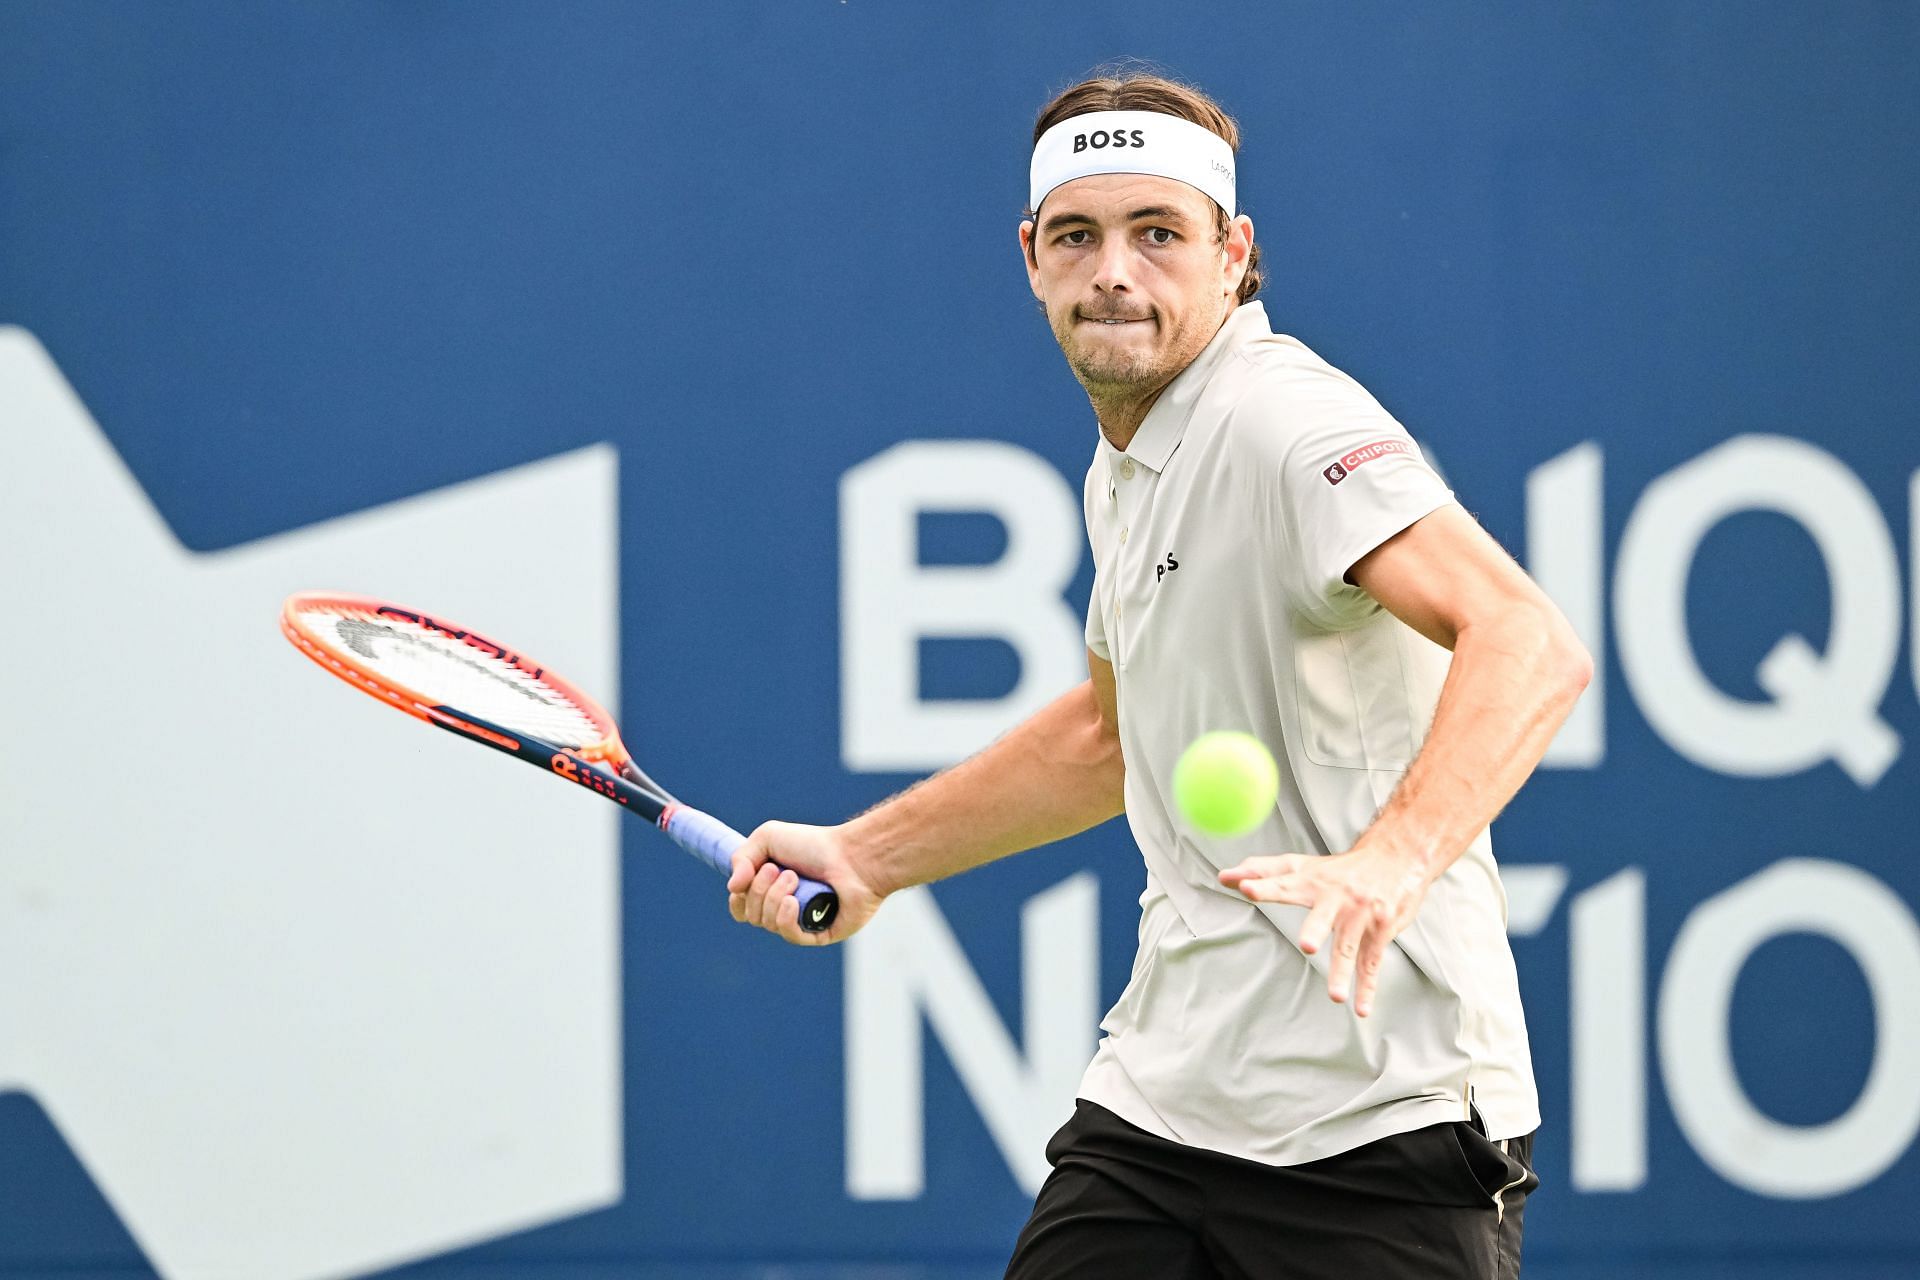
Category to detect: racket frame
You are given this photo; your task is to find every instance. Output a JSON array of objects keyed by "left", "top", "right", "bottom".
[{"left": 280, "top": 591, "right": 838, "bottom": 931}]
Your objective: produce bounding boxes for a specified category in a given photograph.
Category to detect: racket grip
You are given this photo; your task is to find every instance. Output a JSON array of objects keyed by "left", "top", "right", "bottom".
[{"left": 660, "top": 805, "right": 839, "bottom": 933}]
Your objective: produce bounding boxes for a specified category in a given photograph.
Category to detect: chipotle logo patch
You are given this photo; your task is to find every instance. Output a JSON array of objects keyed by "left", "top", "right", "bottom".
[{"left": 1322, "top": 439, "right": 1412, "bottom": 485}]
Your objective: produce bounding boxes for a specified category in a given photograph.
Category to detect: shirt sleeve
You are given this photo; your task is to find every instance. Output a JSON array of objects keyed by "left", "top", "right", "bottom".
[
  {"left": 1081, "top": 460, "right": 1112, "bottom": 661},
  {"left": 1236, "top": 366, "right": 1455, "bottom": 629},
  {"left": 1085, "top": 582, "right": 1111, "bottom": 660}
]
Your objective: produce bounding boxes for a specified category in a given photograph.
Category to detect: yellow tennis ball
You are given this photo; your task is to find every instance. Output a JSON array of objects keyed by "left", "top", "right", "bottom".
[{"left": 1172, "top": 731, "right": 1279, "bottom": 836}]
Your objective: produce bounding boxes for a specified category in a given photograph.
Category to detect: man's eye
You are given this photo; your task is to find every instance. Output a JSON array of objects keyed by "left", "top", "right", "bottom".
[
  {"left": 1059, "top": 230, "right": 1092, "bottom": 246},
  {"left": 1145, "top": 227, "right": 1176, "bottom": 246}
]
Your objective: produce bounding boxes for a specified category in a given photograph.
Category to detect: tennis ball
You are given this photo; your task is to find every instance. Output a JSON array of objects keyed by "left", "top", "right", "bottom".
[{"left": 1172, "top": 731, "right": 1279, "bottom": 837}]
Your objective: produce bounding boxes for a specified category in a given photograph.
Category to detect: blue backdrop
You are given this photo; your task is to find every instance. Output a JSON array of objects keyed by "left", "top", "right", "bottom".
[{"left": 4, "top": 4, "right": 1919, "bottom": 1278}]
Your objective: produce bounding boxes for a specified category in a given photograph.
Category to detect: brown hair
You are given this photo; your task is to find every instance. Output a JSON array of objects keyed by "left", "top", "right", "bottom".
[{"left": 1029, "top": 68, "right": 1261, "bottom": 303}]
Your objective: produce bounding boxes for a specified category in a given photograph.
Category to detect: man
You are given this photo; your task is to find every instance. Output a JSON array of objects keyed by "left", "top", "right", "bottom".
[{"left": 727, "top": 71, "right": 1591, "bottom": 1279}]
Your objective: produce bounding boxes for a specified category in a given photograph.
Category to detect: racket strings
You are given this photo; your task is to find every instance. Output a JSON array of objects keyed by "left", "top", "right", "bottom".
[{"left": 298, "top": 607, "right": 607, "bottom": 749}]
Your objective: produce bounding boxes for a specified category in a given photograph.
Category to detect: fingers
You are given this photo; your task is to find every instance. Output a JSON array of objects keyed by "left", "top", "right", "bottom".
[
  {"left": 727, "top": 829, "right": 832, "bottom": 946},
  {"left": 750, "top": 860, "right": 794, "bottom": 930},
  {"left": 1320, "top": 900, "right": 1362, "bottom": 1005},
  {"left": 1353, "top": 900, "right": 1391, "bottom": 1018},
  {"left": 761, "top": 868, "right": 833, "bottom": 947},
  {"left": 1297, "top": 895, "right": 1340, "bottom": 954},
  {"left": 727, "top": 848, "right": 795, "bottom": 936},
  {"left": 727, "top": 833, "right": 769, "bottom": 924},
  {"left": 1303, "top": 892, "right": 1353, "bottom": 1006},
  {"left": 1312, "top": 896, "right": 1392, "bottom": 1014},
  {"left": 727, "top": 832, "right": 771, "bottom": 895},
  {"left": 1221, "top": 852, "right": 1400, "bottom": 1016},
  {"left": 772, "top": 892, "right": 815, "bottom": 947},
  {"left": 1218, "top": 854, "right": 1307, "bottom": 904}
]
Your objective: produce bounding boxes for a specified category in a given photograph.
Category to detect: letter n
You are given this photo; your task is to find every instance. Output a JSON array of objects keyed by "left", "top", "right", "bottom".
[{"left": 845, "top": 873, "right": 1099, "bottom": 1198}]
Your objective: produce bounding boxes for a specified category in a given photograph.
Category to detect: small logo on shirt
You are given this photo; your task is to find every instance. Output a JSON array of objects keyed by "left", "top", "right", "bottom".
[
  {"left": 1155, "top": 552, "right": 1180, "bottom": 582},
  {"left": 1321, "top": 439, "right": 1412, "bottom": 485}
]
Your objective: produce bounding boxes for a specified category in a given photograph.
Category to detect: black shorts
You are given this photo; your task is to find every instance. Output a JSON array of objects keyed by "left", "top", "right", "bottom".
[{"left": 1004, "top": 1101, "right": 1537, "bottom": 1280}]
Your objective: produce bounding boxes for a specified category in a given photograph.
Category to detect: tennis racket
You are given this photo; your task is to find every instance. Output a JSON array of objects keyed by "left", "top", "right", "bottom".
[{"left": 280, "top": 591, "right": 838, "bottom": 932}]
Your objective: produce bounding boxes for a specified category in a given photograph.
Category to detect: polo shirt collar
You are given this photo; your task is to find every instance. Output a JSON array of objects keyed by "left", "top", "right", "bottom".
[{"left": 1117, "top": 301, "right": 1271, "bottom": 474}]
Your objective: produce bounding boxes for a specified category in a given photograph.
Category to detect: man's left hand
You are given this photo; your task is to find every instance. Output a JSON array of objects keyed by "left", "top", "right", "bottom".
[{"left": 1218, "top": 846, "right": 1435, "bottom": 1017}]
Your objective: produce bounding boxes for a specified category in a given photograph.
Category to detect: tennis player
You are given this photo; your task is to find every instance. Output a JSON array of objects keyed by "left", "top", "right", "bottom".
[{"left": 729, "top": 70, "right": 1591, "bottom": 1279}]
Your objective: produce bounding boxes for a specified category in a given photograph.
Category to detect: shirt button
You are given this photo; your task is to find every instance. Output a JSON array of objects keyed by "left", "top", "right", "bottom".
[
  {"left": 1121, "top": 457, "right": 1136, "bottom": 480},
  {"left": 1119, "top": 526, "right": 1129, "bottom": 544}
]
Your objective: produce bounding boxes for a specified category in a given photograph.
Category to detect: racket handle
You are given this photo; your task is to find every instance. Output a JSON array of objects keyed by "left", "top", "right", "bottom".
[{"left": 660, "top": 805, "right": 840, "bottom": 933}]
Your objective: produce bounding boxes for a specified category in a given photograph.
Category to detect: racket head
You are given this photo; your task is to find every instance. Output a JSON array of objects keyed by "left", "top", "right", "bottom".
[{"left": 282, "top": 591, "right": 632, "bottom": 769}]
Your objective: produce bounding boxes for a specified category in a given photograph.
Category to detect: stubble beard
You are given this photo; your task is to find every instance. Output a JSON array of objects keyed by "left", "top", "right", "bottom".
[{"left": 1054, "top": 311, "right": 1180, "bottom": 402}]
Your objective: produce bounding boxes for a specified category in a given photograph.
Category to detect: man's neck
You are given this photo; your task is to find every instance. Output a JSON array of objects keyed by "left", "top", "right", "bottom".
[{"left": 1091, "top": 384, "right": 1169, "bottom": 453}]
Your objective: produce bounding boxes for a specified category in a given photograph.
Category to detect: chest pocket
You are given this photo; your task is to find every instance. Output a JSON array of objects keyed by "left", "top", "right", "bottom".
[{"left": 1293, "top": 617, "right": 1419, "bottom": 770}]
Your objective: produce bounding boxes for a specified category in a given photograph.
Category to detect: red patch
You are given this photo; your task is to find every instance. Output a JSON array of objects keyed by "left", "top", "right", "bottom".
[{"left": 1322, "top": 439, "right": 1412, "bottom": 484}]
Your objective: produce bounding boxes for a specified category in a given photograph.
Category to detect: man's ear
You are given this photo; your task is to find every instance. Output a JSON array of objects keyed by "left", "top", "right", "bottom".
[
  {"left": 1019, "top": 219, "right": 1044, "bottom": 301},
  {"left": 1225, "top": 213, "right": 1254, "bottom": 296}
]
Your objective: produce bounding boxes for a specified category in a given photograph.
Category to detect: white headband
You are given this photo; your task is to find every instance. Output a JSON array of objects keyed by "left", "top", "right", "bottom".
[{"left": 1029, "top": 110, "right": 1237, "bottom": 217}]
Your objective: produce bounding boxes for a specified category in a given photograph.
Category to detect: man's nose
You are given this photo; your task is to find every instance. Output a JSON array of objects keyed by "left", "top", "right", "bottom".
[{"left": 1091, "top": 239, "right": 1136, "bottom": 293}]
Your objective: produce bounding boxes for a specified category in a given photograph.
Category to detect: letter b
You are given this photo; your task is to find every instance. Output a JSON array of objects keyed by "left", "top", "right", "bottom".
[{"left": 840, "top": 441, "right": 1085, "bottom": 771}]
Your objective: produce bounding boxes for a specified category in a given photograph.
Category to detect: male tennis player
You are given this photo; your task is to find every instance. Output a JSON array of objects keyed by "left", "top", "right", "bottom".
[{"left": 729, "top": 70, "right": 1590, "bottom": 1279}]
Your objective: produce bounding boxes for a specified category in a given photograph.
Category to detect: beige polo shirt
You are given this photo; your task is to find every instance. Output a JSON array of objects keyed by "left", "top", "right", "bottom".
[{"left": 1079, "top": 300, "right": 1539, "bottom": 1165}]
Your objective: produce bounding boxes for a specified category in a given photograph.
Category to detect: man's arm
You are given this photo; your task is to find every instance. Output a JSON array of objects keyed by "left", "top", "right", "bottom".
[
  {"left": 1219, "top": 503, "right": 1592, "bottom": 1015},
  {"left": 727, "top": 650, "right": 1126, "bottom": 945}
]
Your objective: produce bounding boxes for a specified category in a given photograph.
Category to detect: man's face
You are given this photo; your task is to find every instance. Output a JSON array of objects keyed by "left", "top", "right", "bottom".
[{"left": 1021, "top": 173, "right": 1253, "bottom": 400}]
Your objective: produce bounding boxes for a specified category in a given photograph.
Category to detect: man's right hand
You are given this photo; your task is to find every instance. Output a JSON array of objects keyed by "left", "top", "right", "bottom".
[
  {"left": 725, "top": 670, "right": 1123, "bottom": 947},
  {"left": 727, "top": 821, "right": 887, "bottom": 946}
]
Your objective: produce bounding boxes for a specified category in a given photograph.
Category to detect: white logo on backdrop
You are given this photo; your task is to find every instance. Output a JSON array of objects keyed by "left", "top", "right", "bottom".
[
  {"left": 837, "top": 437, "right": 1920, "bottom": 1205},
  {"left": 842, "top": 436, "right": 1920, "bottom": 784},
  {"left": 0, "top": 328, "right": 623, "bottom": 1280}
]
